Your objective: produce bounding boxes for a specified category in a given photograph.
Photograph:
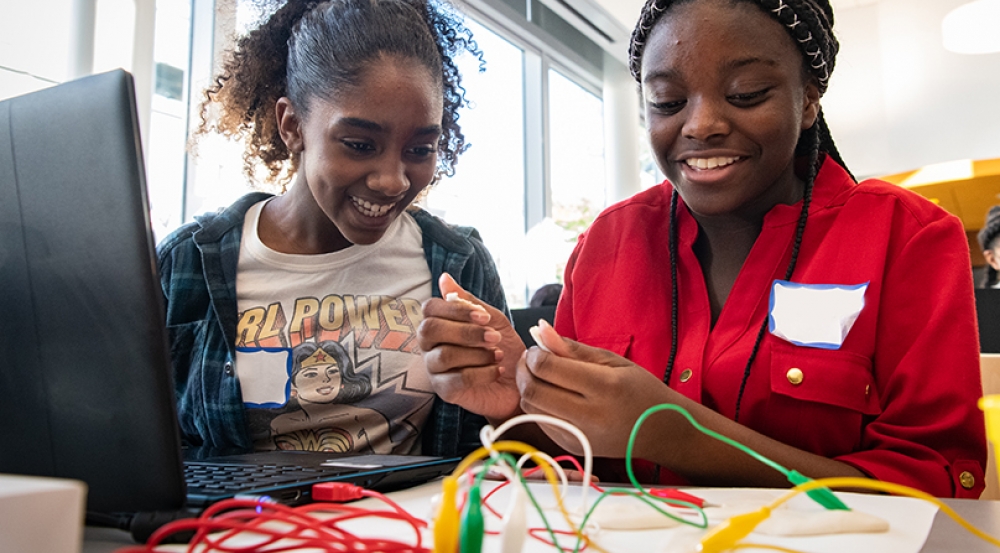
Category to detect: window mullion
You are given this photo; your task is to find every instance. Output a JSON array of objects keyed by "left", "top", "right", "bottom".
[{"left": 523, "top": 49, "right": 548, "bottom": 231}]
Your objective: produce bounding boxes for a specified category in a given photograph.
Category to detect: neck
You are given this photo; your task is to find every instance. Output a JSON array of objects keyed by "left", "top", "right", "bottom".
[
  {"left": 688, "top": 173, "right": 805, "bottom": 326},
  {"left": 258, "top": 175, "right": 352, "bottom": 254}
]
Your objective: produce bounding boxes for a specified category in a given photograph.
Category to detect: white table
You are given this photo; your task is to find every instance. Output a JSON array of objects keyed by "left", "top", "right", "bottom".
[{"left": 82, "top": 481, "right": 1000, "bottom": 553}]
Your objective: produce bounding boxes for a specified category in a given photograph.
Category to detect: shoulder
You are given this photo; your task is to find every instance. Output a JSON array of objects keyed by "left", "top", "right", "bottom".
[
  {"left": 829, "top": 179, "right": 966, "bottom": 249},
  {"left": 817, "top": 160, "right": 958, "bottom": 231},
  {"left": 593, "top": 183, "right": 672, "bottom": 224},
  {"left": 809, "top": 162, "right": 969, "bottom": 274},
  {"left": 157, "top": 193, "right": 272, "bottom": 260},
  {"left": 409, "top": 206, "right": 483, "bottom": 254},
  {"left": 840, "top": 180, "right": 955, "bottom": 226},
  {"left": 408, "top": 207, "right": 507, "bottom": 310},
  {"left": 156, "top": 193, "right": 272, "bottom": 284}
]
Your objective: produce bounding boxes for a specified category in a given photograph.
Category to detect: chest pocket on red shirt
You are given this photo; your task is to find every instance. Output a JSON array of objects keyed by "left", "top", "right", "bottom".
[
  {"left": 579, "top": 334, "right": 633, "bottom": 358},
  {"left": 763, "top": 341, "right": 881, "bottom": 457}
]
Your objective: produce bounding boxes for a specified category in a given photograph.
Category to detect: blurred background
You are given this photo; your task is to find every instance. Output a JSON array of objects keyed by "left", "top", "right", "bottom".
[{"left": 1, "top": 0, "right": 998, "bottom": 304}]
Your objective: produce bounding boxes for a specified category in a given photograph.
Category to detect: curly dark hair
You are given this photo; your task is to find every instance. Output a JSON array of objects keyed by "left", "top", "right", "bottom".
[{"left": 194, "top": 0, "right": 482, "bottom": 189}]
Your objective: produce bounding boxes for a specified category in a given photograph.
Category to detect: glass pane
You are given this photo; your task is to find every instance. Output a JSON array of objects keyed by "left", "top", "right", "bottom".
[
  {"left": 147, "top": 0, "right": 192, "bottom": 241},
  {"left": 178, "top": 0, "right": 277, "bottom": 228},
  {"left": 538, "top": 68, "right": 605, "bottom": 295},
  {"left": 639, "top": 122, "right": 664, "bottom": 190},
  {"left": 93, "top": 0, "right": 136, "bottom": 74},
  {"left": 422, "top": 19, "right": 528, "bottom": 307}
]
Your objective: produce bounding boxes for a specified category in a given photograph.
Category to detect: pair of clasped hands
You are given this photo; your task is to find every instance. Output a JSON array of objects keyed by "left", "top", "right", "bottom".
[{"left": 416, "top": 274, "right": 679, "bottom": 461}]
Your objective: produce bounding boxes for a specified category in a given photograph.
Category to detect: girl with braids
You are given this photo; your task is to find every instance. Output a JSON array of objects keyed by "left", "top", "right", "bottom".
[
  {"left": 418, "top": 0, "right": 987, "bottom": 497},
  {"left": 157, "top": 0, "right": 510, "bottom": 458}
]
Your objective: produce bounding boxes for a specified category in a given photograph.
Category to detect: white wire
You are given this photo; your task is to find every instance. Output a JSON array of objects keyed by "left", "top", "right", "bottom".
[{"left": 480, "top": 413, "right": 594, "bottom": 512}]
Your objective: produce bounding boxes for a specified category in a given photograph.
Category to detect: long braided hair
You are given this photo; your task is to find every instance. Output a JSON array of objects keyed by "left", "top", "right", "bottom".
[
  {"left": 629, "top": 0, "right": 852, "bottom": 421},
  {"left": 193, "top": 0, "right": 481, "bottom": 190}
]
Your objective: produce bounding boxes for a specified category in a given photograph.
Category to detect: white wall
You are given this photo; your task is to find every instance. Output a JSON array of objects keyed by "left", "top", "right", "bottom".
[
  {"left": 591, "top": 0, "right": 1000, "bottom": 179},
  {"left": 823, "top": 0, "right": 1000, "bottom": 178}
]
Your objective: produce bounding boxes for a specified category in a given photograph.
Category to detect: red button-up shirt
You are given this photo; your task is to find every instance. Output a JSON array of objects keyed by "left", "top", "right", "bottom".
[{"left": 556, "top": 158, "right": 987, "bottom": 498}]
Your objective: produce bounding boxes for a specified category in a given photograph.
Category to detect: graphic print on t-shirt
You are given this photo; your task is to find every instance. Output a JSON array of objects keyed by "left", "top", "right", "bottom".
[{"left": 236, "top": 293, "right": 433, "bottom": 455}]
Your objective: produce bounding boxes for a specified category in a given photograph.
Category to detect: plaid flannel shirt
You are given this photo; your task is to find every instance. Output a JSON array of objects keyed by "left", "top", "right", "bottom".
[{"left": 156, "top": 193, "right": 508, "bottom": 456}]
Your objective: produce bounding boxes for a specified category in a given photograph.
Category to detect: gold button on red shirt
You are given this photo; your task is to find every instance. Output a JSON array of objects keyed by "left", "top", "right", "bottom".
[
  {"left": 679, "top": 369, "right": 693, "bottom": 383},
  {"left": 786, "top": 368, "right": 804, "bottom": 385},
  {"left": 959, "top": 471, "right": 976, "bottom": 490}
]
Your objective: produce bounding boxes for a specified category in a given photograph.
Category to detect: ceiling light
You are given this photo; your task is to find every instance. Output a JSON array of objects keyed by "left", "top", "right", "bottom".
[{"left": 942, "top": 0, "right": 1000, "bottom": 54}]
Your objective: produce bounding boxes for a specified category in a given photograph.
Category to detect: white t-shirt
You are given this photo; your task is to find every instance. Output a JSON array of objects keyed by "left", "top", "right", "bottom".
[{"left": 235, "top": 200, "right": 434, "bottom": 455}]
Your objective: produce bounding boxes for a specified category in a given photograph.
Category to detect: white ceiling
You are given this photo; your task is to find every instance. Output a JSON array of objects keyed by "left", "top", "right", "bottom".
[{"left": 590, "top": 0, "right": 882, "bottom": 29}]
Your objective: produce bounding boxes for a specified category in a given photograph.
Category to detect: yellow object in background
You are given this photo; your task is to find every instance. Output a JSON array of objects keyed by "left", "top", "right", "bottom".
[{"left": 981, "top": 395, "right": 1000, "bottom": 489}]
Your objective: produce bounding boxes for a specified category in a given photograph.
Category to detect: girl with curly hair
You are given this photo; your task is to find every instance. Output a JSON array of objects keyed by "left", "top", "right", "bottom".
[{"left": 157, "top": 0, "right": 508, "bottom": 458}]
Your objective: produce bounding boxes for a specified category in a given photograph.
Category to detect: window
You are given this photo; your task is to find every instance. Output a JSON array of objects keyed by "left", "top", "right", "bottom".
[
  {"left": 543, "top": 68, "right": 605, "bottom": 293},
  {"left": 147, "top": 0, "right": 192, "bottom": 240},
  {"left": 422, "top": 12, "right": 610, "bottom": 306},
  {"left": 1, "top": 1, "right": 631, "bottom": 310},
  {"left": 421, "top": 19, "right": 529, "bottom": 306}
]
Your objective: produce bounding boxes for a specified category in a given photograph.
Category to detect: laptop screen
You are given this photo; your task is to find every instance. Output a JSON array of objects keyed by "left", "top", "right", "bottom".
[{"left": 0, "top": 70, "right": 187, "bottom": 513}]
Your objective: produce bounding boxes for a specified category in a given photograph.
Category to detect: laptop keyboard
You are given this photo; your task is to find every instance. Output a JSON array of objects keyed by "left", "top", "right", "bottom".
[{"left": 184, "top": 461, "right": 347, "bottom": 496}]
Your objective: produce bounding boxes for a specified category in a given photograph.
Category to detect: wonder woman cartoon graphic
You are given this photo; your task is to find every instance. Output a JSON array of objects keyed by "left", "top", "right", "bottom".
[{"left": 270, "top": 340, "right": 390, "bottom": 453}]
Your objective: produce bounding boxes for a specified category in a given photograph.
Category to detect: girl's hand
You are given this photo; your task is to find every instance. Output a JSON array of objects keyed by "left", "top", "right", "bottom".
[
  {"left": 417, "top": 273, "right": 526, "bottom": 421},
  {"left": 517, "top": 320, "right": 676, "bottom": 458}
]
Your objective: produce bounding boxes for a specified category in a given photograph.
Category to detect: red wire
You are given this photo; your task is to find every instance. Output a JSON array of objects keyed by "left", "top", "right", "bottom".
[
  {"left": 113, "top": 498, "right": 431, "bottom": 553},
  {"left": 115, "top": 457, "right": 602, "bottom": 553},
  {"left": 473, "top": 456, "right": 600, "bottom": 552}
]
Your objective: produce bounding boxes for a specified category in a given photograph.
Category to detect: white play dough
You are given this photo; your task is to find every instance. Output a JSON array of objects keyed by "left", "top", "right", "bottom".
[
  {"left": 587, "top": 501, "right": 682, "bottom": 530},
  {"left": 754, "top": 509, "right": 889, "bottom": 536}
]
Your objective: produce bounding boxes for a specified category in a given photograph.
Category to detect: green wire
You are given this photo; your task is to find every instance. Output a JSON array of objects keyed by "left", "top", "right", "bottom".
[
  {"left": 465, "top": 409, "right": 849, "bottom": 553},
  {"left": 625, "top": 403, "right": 849, "bottom": 511},
  {"left": 472, "top": 452, "right": 568, "bottom": 551},
  {"left": 569, "top": 488, "right": 709, "bottom": 553},
  {"left": 460, "top": 485, "right": 485, "bottom": 553}
]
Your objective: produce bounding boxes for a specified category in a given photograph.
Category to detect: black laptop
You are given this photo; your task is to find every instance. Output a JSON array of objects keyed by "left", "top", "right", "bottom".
[{"left": 0, "top": 70, "right": 458, "bottom": 535}]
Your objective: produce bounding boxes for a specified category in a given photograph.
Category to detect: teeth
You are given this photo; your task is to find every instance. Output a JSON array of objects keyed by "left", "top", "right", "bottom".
[
  {"left": 351, "top": 196, "right": 396, "bottom": 218},
  {"left": 685, "top": 156, "right": 740, "bottom": 170}
]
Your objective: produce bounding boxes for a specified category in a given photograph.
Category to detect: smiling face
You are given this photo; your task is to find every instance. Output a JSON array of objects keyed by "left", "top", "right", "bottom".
[
  {"left": 294, "top": 363, "right": 343, "bottom": 403},
  {"left": 277, "top": 55, "right": 444, "bottom": 250},
  {"left": 640, "top": 0, "right": 820, "bottom": 220}
]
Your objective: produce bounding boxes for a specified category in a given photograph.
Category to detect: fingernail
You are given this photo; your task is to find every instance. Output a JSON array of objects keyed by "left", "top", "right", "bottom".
[
  {"left": 470, "top": 310, "right": 490, "bottom": 324},
  {"left": 529, "top": 326, "right": 551, "bottom": 352},
  {"left": 494, "top": 348, "right": 504, "bottom": 362},
  {"left": 484, "top": 329, "right": 502, "bottom": 344}
]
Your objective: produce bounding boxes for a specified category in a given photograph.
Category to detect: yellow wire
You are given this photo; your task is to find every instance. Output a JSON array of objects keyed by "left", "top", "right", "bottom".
[
  {"left": 449, "top": 440, "right": 607, "bottom": 553},
  {"left": 772, "top": 477, "right": 1000, "bottom": 548},
  {"left": 728, "top": 544, "right": 808, "bottom": 553},
  {"left": 699, "top": 477, "right": 1000, "bottom": 553}
]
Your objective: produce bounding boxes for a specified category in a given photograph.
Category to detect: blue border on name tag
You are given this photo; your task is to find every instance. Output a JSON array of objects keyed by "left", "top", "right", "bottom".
[
  {"left": 236, "top": 346, "right": 293, "bottom": 408},
  {"left": 767, "top": 280, "right": 869, "bottom": 350}
]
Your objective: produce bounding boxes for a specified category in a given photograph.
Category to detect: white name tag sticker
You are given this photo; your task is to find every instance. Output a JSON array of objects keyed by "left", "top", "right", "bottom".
[
  {"left": 768, "top": 280, "right": 868, "bottom": 350},
  {"left": 235, "top": 347, "right": 293, "bottom": 408}
]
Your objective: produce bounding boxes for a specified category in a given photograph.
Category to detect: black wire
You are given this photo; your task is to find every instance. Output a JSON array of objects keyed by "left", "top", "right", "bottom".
[
  {"left": 663, "top": 122, "right": 823, "bottom": 423},
  {"left": 733, "top": 123, "right": 821, "bottom": 422},
  {"left": 86, "top": 511, "right": 133, "bottom": 530},
  {"left": 663, "top": 189, "right": 680, "bottom": 385}
]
